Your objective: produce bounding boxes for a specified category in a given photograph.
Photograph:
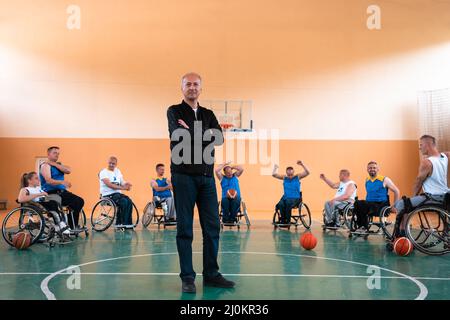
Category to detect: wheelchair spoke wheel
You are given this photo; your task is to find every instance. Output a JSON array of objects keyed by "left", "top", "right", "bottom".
[
  {"left": 343, "top": 205, "right": 354, "bottom": 229},
  {"left": 142, "top": 202, "right": 155, "bottom": 228},
  {"left": 91, "top": 199, "right": 116, "bottom": 232},
  {"left": 379, "top": 207, "right": 395, "bottom": 240},
  {"left": 241, "top": 202, "right": 251, "bottom": 227},
  {"left": 405, "top": 206, "right": 450, "bottom": 256},
  {"left": 2, "top": 206, "right": 45, "bottom": 247},
  {"left": 272, "top": 210, "right": 281, "bottom": 228},
  {"left": 132, "top": 202, "right": 140, "bottom": 227},
  {"left": 299, "top": 203, "right": 312, "bottom": 229},
  {"left": 79, "top": 209, "right": 87, "bottom": 228}
]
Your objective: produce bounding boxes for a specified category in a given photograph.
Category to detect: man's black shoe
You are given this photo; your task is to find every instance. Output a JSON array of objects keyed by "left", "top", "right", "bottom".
[
  {"left": 204, "top": 274, "right": 235, "bottom": 288},
  {"left": 182, "top": 279, "right": 196, "bottom": 293}
]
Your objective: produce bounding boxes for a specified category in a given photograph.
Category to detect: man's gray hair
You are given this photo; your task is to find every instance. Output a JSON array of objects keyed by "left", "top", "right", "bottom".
[{"left": 181, "top": 72, "right": 202, "bottom": 85}]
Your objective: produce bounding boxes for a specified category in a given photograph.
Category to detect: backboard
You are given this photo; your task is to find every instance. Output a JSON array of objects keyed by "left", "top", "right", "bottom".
[{"left": 201, "top": 100, "right": 253, "bottom": 132}]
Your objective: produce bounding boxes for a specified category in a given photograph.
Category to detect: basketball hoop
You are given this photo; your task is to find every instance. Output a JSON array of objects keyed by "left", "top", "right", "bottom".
[{"left": 220, "top": 123, "right": 234, "bottom": 131}]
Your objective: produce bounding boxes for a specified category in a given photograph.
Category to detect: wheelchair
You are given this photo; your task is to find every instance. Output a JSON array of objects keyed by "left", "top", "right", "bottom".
[
  {"left": 273, "top": 201, "right": 312, "bottom": 230},
  {"left": 396, "top": 193, "right": 450, "bottom": 255},
  {"left": 142, "top": 197, "right": 177, "bottom": 229},
  {"left": 2, "top": 200, "right": 88, "bottom": 248},
  {"left": 322, "top": 202, "right": 354, "bottom": 231},
  {"left": 218, "top": 199, "right": 250, "bottom": 230},
  {"left": 90, "top": 195, "right": 140, "bottom": 232},
  {"left": 347, "top": 201, "right": 394, "bottom": 240}
]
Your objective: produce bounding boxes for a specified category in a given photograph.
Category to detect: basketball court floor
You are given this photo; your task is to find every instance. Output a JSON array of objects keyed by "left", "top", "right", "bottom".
[{"left": 0, "top": 219, "right": 448, "bottom": 300}]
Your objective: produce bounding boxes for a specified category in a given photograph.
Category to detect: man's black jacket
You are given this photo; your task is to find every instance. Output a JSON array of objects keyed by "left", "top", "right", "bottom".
[{"left": 167, "top": 100, "right": 224, "bottom": 176}]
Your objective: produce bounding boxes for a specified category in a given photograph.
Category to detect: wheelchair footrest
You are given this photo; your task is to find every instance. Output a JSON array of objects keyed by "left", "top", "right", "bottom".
[
  {"left": 164, "top": 221, "right": 177, "bottom": 226},
  {"left": 274, "top": 223, "right": 291, "bottom": 227},
  {"left": 322, "top": 225, "right": 340, "bottom": 230}
]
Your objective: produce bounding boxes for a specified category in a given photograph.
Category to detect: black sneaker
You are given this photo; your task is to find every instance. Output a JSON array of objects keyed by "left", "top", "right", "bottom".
[
  {"left": 182, "top": 278, "right": 196, "bottom": 293},
  {"left": 204, "top": 274, "right": 235, "bottom": 288}
]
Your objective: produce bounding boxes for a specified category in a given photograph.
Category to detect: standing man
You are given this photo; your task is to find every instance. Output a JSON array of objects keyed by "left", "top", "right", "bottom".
[
  {"left": 167, "top": 72, "right": 235, "bottom": 293},
  {"left": 39, "top": 146, "right": 84, "bottom": 229}
]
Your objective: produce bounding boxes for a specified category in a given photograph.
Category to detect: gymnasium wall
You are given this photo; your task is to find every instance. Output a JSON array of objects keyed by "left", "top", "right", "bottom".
[
  {"left": 1, "top": 0, "right": 450, "bottom": 217},
  {"left": 0, "top": 138, "right": 419, "bottom": 218}
]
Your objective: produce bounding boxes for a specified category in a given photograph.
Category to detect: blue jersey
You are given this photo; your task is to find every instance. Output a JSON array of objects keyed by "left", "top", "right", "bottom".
[
  {"left": 221, "top": 175, "right": 241, "bottom": 199},
  {"left": 283, "top": 176, "right": 301, "bottom": 200},
  {"left": 39, "top": 163, "right": 66, "bottom": 192},
  {"left": 153, "top": 177, "right": 172, "bottom": 198},
  {"left": 365, "top": 176, "right": 388, "bottom": 202}
]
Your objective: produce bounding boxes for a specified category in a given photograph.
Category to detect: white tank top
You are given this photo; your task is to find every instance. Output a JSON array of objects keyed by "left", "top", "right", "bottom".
[
  {"left": 25, "top": 186, "right": 45, "bottom": 202},
  {"left": 335, "top": 180, "right": 357, "bottom": 201},
  {"left": 423, "top": 153, "right": 449, "bottom": 195}
]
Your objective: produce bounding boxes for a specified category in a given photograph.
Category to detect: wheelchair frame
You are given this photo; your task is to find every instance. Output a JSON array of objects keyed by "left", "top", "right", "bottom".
[
  {"left": 90, "top": 196, "right": 140, "bottom": 232},
  {"left": 321, "top": 202, "right": 354, "bottom": 231},
  {"left": 2, "top": 201, "right": 88, "bottom": 248},
  {"left": 273, "top": 201, "right": 312, "bottom": 230},
  {"left": 403, "top": 204, "right": 450, "bottom": 255},
  {"left": 218, "top": 199, "right": 251, "bottom": 230},
  {"left": 348, "top": 205, "right": 392, "bottom": 239},
  {"left": 142, "top": 198, "right": 177, "bottom": 229}
]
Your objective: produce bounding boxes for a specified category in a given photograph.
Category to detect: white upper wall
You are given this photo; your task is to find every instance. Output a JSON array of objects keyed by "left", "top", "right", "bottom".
[{"left": 1, "top": 0, "right": 450, "bottom": 140}]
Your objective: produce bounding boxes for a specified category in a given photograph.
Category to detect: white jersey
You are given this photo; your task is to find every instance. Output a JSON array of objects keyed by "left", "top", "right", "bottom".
[
  {"left": 25, "top": 186, "right": 45, "bottom": 202},
  {"left": 99, "top": 168, "right": 124, "bottom": 196},
  {"left": 423, "top": 153, "right": 449, "bottom": 195},
  {"left": 335, "top": 180, "right": 357, "bottom": 202}
]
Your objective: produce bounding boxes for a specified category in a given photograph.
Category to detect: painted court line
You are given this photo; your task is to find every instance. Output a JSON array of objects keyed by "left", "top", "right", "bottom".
[
  {"left": 40, "top": 251, "right": 428, "bottom": 300},
  {"left": 2, "top": 272, "right": 448, "bottom": 281}
]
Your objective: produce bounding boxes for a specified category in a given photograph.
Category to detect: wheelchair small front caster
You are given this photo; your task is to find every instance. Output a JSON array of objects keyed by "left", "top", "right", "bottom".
[{"left": 386, "top": 242, "right": 394, "bottom": 252}]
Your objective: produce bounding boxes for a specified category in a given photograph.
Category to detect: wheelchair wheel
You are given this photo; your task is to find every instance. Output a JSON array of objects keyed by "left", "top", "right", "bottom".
[
  {"left": 241, "top": 201, "right": 251, "bottom": 228},
  {"left": 379, "top": 206, "right": 394, "bottom": 240},
  {"left": 2, "top": 206, "right": 45, "bottom": 247},
  {"left": 299, "top": 203, "right": 312, "bottom": 229},
  {"left": 91, "top": 198, "right": 116, "bottom": 232},
  {"left": 132, "top": 202, "right": 140, "bottom": 227},
  {"left": 142, "top": 202, "right": 155, "bottom": 228},
  {"left": 405, "top": 206, "right": 450, "bottom": 256},
  {"left": 343, "top": 204, "right": 354, "bottom": 229},
  {"left": 73, "top": 209, "right": 88, "bottom": 237},
  {"left": 80, "top": 209, "right": 87, "bottom": 230},
  {"left": 39, "top": 215, "right": 57, "bottom": 244},
  {"left": 272, "top": 210, "right": 281, "bottom": 228}
]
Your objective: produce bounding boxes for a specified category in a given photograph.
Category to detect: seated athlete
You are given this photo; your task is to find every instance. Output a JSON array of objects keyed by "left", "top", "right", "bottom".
[
  {"left": 18, "top": 172, "right": 70, "bottom": 235},
  {"left": 272, "top": 161, "right": 310, "bottom": 224},
  {"left": 320, "top": 169, "right": 357, "bottom": 228},
  {"left": 151, "top": 163, "right": 176, "bottom": 221},
  {"left": 99, "top": 156, "right": 134, "bottom": 228},
  {"left": 393, "top": 135, "right": 450, "bottom": 236},
  {"left": 215, "top": 161, "right": 244, "bottom": 223},
  {"left": 353, "top": 161, "right": 400, "bottom": 232},
  {"left": 39, "top": 146, "right": 84, "bottom": 230}
]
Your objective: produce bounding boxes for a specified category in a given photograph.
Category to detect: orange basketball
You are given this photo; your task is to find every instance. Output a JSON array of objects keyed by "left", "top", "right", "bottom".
[
  {"left": 300, "top": 233, "right": 317, "bottom": 250},
  {"left": 12, "top": 232, "right": 32, "bottom": 250},
  {"left": 393, "top": 237, "right": 413, "bottom": 256},
  {"left": 227, "top": 189, "right": 237, "bottom": 199}
]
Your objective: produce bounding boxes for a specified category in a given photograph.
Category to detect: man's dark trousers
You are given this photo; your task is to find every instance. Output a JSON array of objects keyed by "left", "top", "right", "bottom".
[{"left": 172, "top": 172, "right": 220, "bottom": 281}]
